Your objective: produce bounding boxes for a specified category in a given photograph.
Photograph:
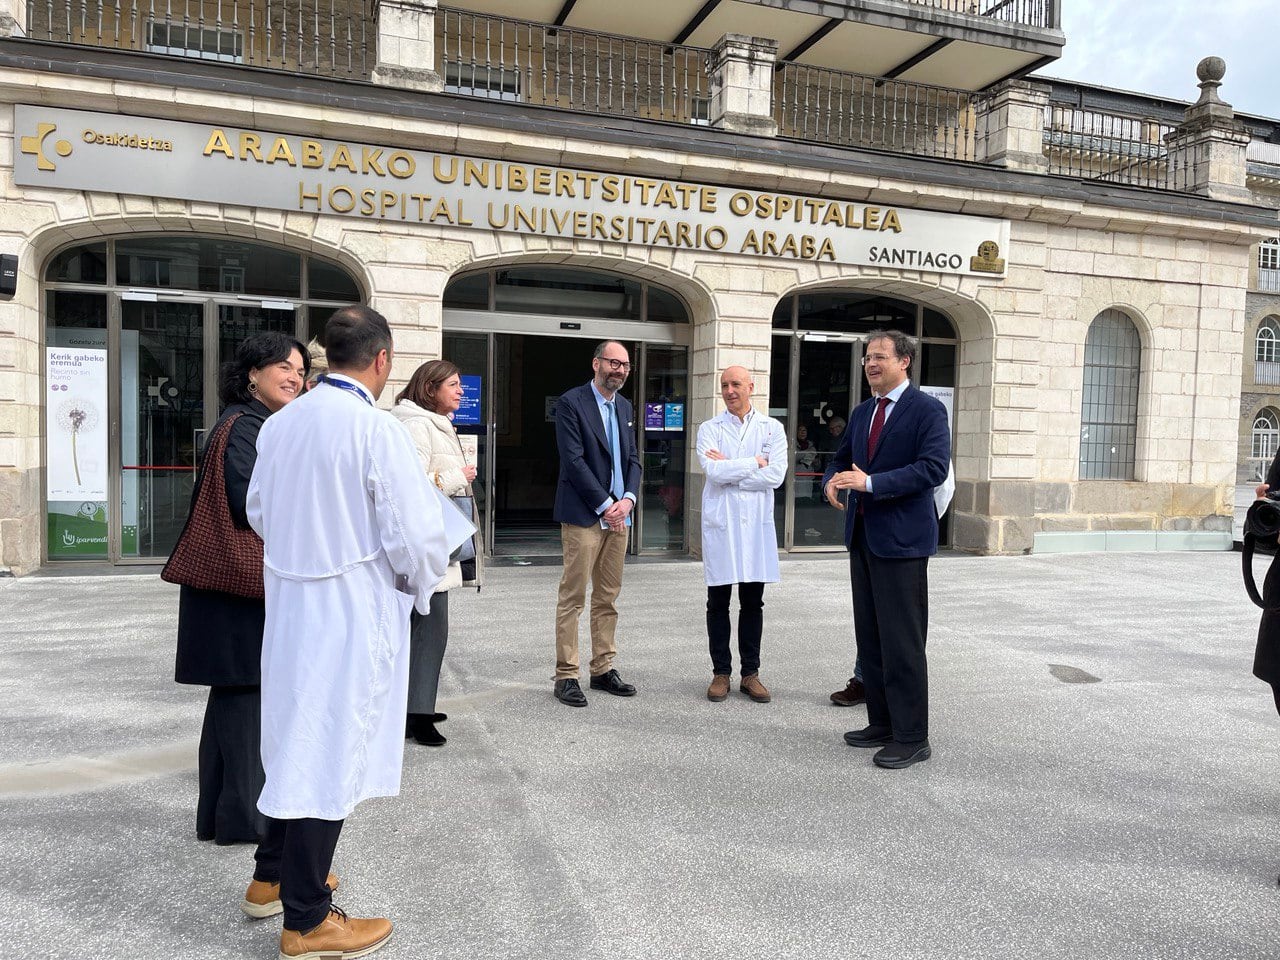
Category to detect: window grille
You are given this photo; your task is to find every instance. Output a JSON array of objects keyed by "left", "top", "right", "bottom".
[
  {"left": 444, "top": 62, "right": 521, "bottom": 102},
  {"left": 146, "top": 21, "right": 244, "bottom": 62},
  {"left": 1079, "top": 309, "right": 1141, "bottom": 480}
]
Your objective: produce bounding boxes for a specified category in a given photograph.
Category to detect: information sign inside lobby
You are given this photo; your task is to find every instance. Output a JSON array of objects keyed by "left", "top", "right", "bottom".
[{"left": 14, "top": 105, "right": 1010, "bottom": 276}]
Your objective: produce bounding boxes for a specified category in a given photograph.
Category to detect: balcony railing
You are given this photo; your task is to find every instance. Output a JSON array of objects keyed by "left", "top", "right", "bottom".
[
  {"left": 775, "top": 62, "right": 985, "bottom": 162},
  {"left": 436, "top": 7, "right": 710, "bottom": 125},
  {"left": 1043, "top": 105, "right": 1179, "bottom": 190},
  {"left": 24, "top": 0, "right": 375, "bottom": 78},
  {"left": 1257, "top": 361, "right": 1280, "bottom": 386},
  {"left": 1260, "top": 268, "right": 1280, "bottom": 294},
  {"left": 902, "top": 0, "right": 1055, "bottom": 28}
]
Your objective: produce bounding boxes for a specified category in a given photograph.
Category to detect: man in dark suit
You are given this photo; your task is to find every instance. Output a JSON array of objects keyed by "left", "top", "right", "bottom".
[
  {"left": 822, "top": 329, "right": 950, "bottom": 769},
  {"left": 552, "top": 340, "right": 643, "bottom": 707}
]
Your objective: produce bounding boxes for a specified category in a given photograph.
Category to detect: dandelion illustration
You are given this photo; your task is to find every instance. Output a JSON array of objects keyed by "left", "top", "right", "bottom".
[{"left": 56, "top": 398, "right": 99, "bottom": 487}]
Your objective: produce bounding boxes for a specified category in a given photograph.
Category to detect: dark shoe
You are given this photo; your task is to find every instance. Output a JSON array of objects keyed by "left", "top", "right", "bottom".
[
  {"left": 706, "top": 674, "right": 730, "bottom": 702},
  {"left": 554, "top": 678, "right": 588, "bottom": 707},
  {"left": 843, "top": 725, "right": 894, "bottom": 748},
  {"left": 873, "top": 739, "right": 932, "bottom": 769},
  {"left": 407, "top": 713, "right": 446, "bottom": 747},
  {"left": 830, "top": 677, "right": 866, "bottom": 707},
  {"left": 740, "top": 673, "right": 771, "bottom": 703},
  {"left": 589, "top": 669, "right": 636, "bottom": 697}
]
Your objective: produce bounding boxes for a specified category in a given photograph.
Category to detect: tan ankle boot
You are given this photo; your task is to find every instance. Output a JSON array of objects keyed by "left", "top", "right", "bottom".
[
  {"left": 740, "top": 673, "right": 772, "bottom": 703},
  {"left": 279, "top": 907, "right": 392, "bottom": 959},
  {"left": 707, "top": 674, "right": 731, "bottom": 701},
  {"left": 241, "top": 872, "right": 339, "bottom": 919}
]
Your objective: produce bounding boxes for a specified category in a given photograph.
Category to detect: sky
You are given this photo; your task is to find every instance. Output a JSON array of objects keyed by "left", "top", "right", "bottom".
[{"left": 1038, "top": 0, "right": 1275, "bottom": 119}]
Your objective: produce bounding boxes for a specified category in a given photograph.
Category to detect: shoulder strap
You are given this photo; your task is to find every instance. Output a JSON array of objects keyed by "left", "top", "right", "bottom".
[{"left": 1243, "top": 532, "right": 1265, "bottom": 608}]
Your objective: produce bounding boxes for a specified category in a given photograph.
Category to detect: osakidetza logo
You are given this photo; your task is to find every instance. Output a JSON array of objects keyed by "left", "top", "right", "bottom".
[{"left": 19, "top": 122, "right": 72, "bottom": 171}]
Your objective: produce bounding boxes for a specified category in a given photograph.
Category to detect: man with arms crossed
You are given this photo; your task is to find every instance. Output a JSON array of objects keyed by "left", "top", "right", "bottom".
[
  {"left": 551, "top": 341, "right": 643, "bottom": 707},
  {"left": 822, "top": 329, "right": 949, "bottom": 769},
  {"left": 697, "top": 365, "right": 787, "bottom": 702},
  {"left": 244, "top": 306, "right": 454, "bottom": 958}
]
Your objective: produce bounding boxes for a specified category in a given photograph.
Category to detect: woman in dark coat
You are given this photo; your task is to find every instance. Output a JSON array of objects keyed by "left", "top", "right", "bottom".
[
  {"left": 1255, "top": 457, "right": 1280, "bottom": 715},
  {"left": 174, "top": 332, "right": 309, "bottom": 844}
]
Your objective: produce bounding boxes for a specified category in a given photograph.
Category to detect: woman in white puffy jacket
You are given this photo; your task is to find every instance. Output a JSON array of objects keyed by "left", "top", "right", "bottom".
[{"left": 391, "top": 359, "right": 482, "bottom": 747}]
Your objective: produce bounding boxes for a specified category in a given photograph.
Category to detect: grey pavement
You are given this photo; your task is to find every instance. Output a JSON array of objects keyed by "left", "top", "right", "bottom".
[{"left": 1, "top": 550, "right": 1278, "bottom": 960}]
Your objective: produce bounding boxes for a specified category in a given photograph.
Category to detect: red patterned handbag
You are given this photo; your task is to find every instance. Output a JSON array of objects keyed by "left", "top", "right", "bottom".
[{"left": 160, "top": 413, "right": 265, "bottom": 599}]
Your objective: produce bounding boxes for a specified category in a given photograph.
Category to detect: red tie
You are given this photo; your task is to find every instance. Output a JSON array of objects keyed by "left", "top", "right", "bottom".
[
  {"left": 857, "top": 397, "right": 891, "bottom": 517},
  {"left": 867, "top": 397, "right": 891, "bottom": 460}
]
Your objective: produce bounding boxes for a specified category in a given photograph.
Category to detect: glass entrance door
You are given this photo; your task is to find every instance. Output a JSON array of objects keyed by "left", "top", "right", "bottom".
[
  {"left": 636, "top": 343, "right": 688, "bottom": 553},
  {"left": 789, "top": 334, "right": 865, "bottom": 549},
  {"left": 119, "top": 299, "right": 206, "bottom": 559},
  {"left": 440, "top": 329, "right": 690, "bottom": 558}
]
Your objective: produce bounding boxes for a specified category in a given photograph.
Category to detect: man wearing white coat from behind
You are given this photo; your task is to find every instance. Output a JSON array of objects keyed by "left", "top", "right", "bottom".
[
  {"left": 244, "top": 306, "right": 453, "bottom": 960},
  {"left": 697, "top": 365, "right": 787, "bottom": 704}
]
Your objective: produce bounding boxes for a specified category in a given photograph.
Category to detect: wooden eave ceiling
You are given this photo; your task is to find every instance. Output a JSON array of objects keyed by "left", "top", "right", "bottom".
[{"left": 441, "top": 0, "right": 1060, "bottom": 91}]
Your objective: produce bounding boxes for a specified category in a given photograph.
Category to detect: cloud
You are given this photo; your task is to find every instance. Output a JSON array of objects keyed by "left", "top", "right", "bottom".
[{"left": 1042, "top": 0, "right": 1272, "bottom": 117}]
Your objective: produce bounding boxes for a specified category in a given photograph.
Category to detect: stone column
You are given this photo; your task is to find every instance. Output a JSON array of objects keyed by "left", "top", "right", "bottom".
[
  {"left": 0, "top": 0, "right": 26, "bottom": 37},
  {"left": 977, "top": 79, "right": 1049, "bottom": 173},
  {"left": 707, "top": 34, "right": 778, "bottom": 137},
  {"left": 371, "top": 0, "right": 444, "bottom": 93},
  {"left": 1164, "top": 57, "right": 1251, "bottom": 203}
]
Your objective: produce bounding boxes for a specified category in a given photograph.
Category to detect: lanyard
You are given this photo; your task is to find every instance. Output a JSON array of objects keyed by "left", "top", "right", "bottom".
[{"left": 318, "top": 375, "right": 373, "bottom": 406}]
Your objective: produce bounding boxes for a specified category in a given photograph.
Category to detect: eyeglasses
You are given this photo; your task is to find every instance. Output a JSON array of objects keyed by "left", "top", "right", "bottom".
[
  {"left": 599, "top": 358, "right": 631, "bottom": 372},
  {"left": 861, "top": 354, "right": 898, "bottom": 365}
]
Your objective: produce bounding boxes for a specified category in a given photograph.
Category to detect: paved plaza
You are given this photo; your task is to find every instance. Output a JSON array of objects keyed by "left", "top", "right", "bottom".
[{"left": 2, "top": 550, "right": 1278, "bottom": 960}]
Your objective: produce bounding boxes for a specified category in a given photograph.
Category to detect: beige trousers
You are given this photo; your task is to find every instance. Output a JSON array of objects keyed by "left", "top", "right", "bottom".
[{"left": 555, "top": 522, "right": 629, "bottom": 680}]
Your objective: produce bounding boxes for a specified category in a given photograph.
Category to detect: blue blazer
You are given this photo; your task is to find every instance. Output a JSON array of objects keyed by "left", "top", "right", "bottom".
[
  {"left": 821, "top": 384, "right": 950, "bottom": 558},
  {"left": 553, "top": 382, "right": 643, "bottom": 528}
]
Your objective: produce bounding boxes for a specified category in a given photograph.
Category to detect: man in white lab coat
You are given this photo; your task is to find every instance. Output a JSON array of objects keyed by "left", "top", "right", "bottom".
[
  {"left": 243, "top": 306, "right": 452, "bottom": 960},
  {"left": 696, "top": 366, "right": 787, "bottom": 703}
]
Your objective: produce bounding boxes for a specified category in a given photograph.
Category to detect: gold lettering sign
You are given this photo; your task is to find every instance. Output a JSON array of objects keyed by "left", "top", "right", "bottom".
[{"left": 16, "top": 106, "right": 1010, "bottom": 275}]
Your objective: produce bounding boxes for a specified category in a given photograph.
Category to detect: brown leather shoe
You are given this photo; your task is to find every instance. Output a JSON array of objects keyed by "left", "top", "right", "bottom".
[
  {"left": 706, "top": 674, "right": 730, "bottom": 701},
  {"left": 241, "top": 873, "right": 339, "bottom": 920},
  {"left": 279, "top": 907, "right": 392, "bottom": 959},
  {"left": 830, "top": 677, "right": 866, "bottom": 707},
  {"left": 740, "top": 673, "right": 771, "bottom": 703}
]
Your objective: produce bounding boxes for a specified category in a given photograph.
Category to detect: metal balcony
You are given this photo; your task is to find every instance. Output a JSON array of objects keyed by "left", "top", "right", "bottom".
[{"left": 23, "top": 0, "right": 377, "bottom": 78}]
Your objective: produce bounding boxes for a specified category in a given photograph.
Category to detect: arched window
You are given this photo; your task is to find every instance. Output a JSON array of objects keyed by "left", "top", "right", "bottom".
[
  {"left": 1079, "top": 309, "right": 1141, "bottom": 480},
  {"left": 1257, "top": 317, "right": 1280, "bottom": 364},
  {"left": 444, "top": 266, "right": 689, "bottom": 323},
  {"left": 1252, "top": 409, "right": 1280, "bottom": 462}
]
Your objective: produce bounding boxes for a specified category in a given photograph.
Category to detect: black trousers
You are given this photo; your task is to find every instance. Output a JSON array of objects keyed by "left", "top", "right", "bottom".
[
  {"left": 850, "top": 518, "right": 930, "bottom": 743},
  {"left": 707, "top": 582, "right": 765, "bottom": 676},
  {"left": 253, "top": 817, "right": 345, "bottom": 932},
  {"left": 407, "top": 592, "right": 449, "bottom": 715},
  {"left": 196, "top": 685, "right": 266, "bottom": 844}
]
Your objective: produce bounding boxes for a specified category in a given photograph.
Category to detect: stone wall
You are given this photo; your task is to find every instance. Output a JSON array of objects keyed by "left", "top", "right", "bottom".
[{"left": 1236, "top": 289, "right": 1280, "bottom": 483}]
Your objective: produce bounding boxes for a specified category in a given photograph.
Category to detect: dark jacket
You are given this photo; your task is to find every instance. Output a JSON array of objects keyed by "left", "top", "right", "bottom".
[
  {"left": 821, "top": 384, "right": 951, "bottom": 558},
  {"left": 553, "top": 382, "right": 643, "bottom": 528},
  {"left": 1256, "top": 448, "right": 1280, "bottom": 694},
  {"left": 174, "top": 400, "right": 270, "bottom": 687}
]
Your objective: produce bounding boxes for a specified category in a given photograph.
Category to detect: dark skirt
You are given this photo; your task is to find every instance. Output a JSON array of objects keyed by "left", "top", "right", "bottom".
[
  {"left": 196, "top": 685, "right": 266, "bottom": 844},
  {"left": 175, "top": 585, "right": 265, "bottom": 687}
]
